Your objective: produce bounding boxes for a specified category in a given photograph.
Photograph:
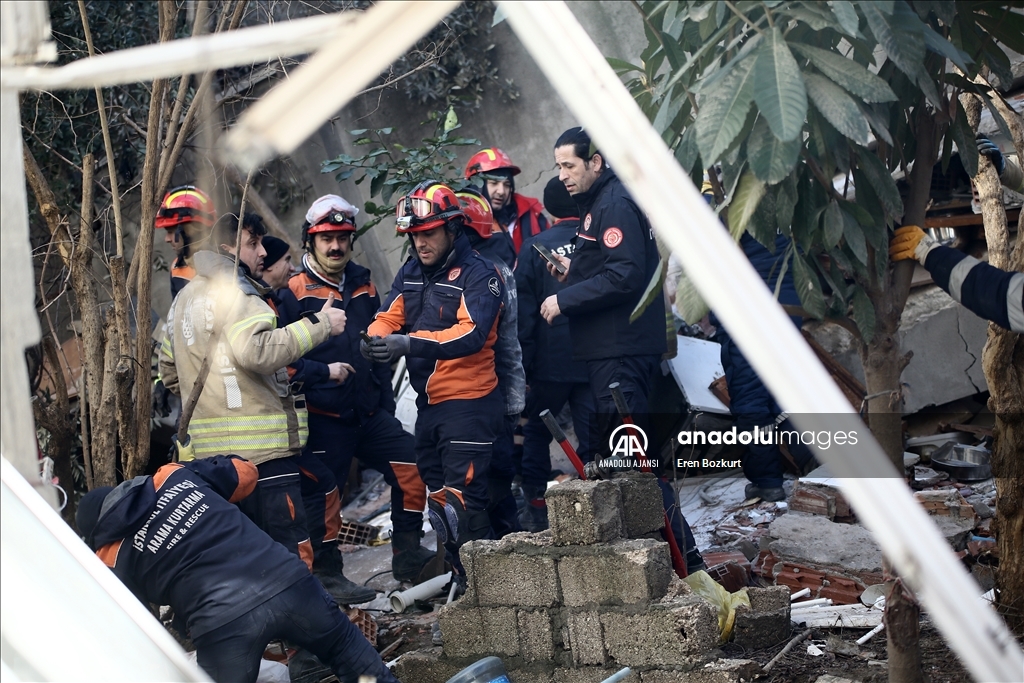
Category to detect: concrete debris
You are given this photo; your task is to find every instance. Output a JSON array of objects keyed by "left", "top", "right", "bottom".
[
  {"left": 732, "top": 586, "right": 791, "bottom": 650},
  {"left": 791, "top": 603, "right": 883, "bottom": 629},
  {"left": 768, "top": 512, "right": 884, "bottom": 576}
]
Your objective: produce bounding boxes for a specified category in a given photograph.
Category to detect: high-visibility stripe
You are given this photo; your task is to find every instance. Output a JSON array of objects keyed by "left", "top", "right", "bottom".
[
  {"left": 297, "top": 409, "right": 309, "bottom": 445},
  {"left": 228, "top": 313, "right": 276, "bottom": 344},
  {"left": 191, "top": 434, "right": 291, "bottom": 453},
  {"left": 947, "top": 255, "right": 979, "bottom": 304},
  {"left": 288, "top": 320, "right": 314, "bottom": 355},
  {"left": 190, "top": 415, "right": 289, "bottom": 430},
  {"left": 1007, "top": 273, "right": 1024, "bottom": 333}
]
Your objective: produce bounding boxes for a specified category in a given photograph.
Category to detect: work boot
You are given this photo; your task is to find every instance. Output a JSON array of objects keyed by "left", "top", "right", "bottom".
[
  {"left": 392, "top": 530, "right": 438, "bottom": 583},
  {"left": 518, "top": 483, "right": 549, "bottom": 532},
  {"left": 313, "top": 549, "right": 377, "bottom": 605},
  {"left": 744, "top": 482, "right": 786, "bottom": 503}
]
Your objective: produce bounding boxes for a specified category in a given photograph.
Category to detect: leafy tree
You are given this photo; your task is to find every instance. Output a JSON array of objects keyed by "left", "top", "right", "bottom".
[
  {"left": 615, "top": 0, "right": 1023, "bottom": 674},
  {"left": 321, "top": 106, "right": 481, "bottom": 229}
]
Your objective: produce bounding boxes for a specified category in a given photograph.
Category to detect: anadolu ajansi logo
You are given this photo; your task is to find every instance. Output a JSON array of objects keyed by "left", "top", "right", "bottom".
[{"left": 606, "top": 423, "right": 655, "bottom": 468}]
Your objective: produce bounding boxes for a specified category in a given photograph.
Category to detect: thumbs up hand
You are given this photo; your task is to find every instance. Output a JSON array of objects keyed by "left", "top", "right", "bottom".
[{"left": 320, "top": 292, "right": 347, "bottom": 336}]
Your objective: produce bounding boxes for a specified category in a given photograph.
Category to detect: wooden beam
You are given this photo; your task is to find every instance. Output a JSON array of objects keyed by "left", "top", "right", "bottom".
[
  {"left": 1, "top": 11, "right": 352, "bottom": 90},
  {"left": 925, "top": 207, "right": 1020, "bottom": 228},
  {"left": 223, "top": 0, "right": 460, "bottom": 170}
]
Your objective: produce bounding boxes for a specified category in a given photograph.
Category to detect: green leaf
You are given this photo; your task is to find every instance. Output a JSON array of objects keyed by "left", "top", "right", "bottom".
[
  {"left": 856, "top": 151, "right": 902, "bottom": 220},
  {"left": 828, "top": 0, "right": 862, "bottom": 37},
  {"left": 369, "top": 168, "right": 388, "bottom": 198},
  {"left": 753, "top": 27, "right": 807, "bottom": 143},
  {"left": 630, "top": 259, "right": 667, "bottom": 323},
  {"left": 776, "top": 174, "right": 797, "bottom": 230},
  {"left": 842, "top": 208, "right": 868, "bottom": 265},
  {"left": 674, "top": 126, "right": 699, "bottom": 172},
  {"left": 779, "top": 4, "right": 839, "bottom": 31},
  {"left": 675, "top": 271, "right": 710, "bottom": 324},
  {"left": 790, "top": 43, "right": 896, "bottom": 103},
  {"left": 379, "top": 127, "right": 393, "bottom": 135},
  {"left": 851, "top": 287, "right": 876, "bottom": 343},
  {"left": 334, "top": 168, "right": 355, "bottom": 183},
  {"left": 857, "top": 102, "right": 893, "bottom": 146},
  {"left": 353, "top": 137, "right": 372, "bottom": 146},
  {"left": 443, "top": 107, "right": 458, "bottom": 134},
  {"left": 792, "top": 254, "right": 827, "bottom": 319},
  {"left": 861, "top": 0, "right": 925, "bottom": 80},
  {"left": 803, "top": 72, "right": 871, "bottom": 145},
  {"left": 349, "top": 129, "right": 367, "bottom": 135},
  {"left": 922, "top": 25, "right": 971, "bottom": 72},
  {"left": 823, "top": 200, "right": 844, "bottom": 248},
  {"left": 607, "top": 57, "right": 644, "bottom": 74},
  {"left": 950, "top": 100, "right": 979, "bottom": 178},
  {"left": 974, "top": 9, "right": 1024, "bottom": 55},
  {"left": 727, "top": 172, "right": 766, "bottom": 240},
  {"left": 653, "top": 90, "right": 685, "bottom": 135},
  {"left": 747, "top": 116, "right": 802, "bottom": 185},
  {"left": 749, "top": 184, "right": 778, "bottom": 251},
  {"left": 695, "top": 56, "right": 757, "bottom": 164}
]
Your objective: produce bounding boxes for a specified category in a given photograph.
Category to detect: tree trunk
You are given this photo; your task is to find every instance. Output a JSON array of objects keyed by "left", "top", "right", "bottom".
[
  {"left": 33, "top": 337, "right": 78, "bottom": 527},
  {"left": 885, "top": 580, "right": 925, "bottom": 683}
]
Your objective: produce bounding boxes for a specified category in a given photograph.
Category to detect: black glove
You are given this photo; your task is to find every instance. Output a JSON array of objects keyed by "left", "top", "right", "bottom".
[
  {"left": 366, "top": 334, "right": 411, "bottom": 363},
  {"left": 359, "top": 337, "right": 375, "bottom": 361},
  {"left": 976, "top": 135, "right": 1006, "bottom": 175}
]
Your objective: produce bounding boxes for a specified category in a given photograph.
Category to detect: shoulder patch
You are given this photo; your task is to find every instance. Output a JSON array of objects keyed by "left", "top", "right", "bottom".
[
  {"left": 603, "top": 227, "right": 623, "bottom": 248},
  {"left": 488, "top": 277, "right": 501, "bottom": 297},
  {"left": 448, "top": 267, "right": 462, "bottom": 281},
  {"left": 584, "top": 214, "right": 592, "bottom": 231}
]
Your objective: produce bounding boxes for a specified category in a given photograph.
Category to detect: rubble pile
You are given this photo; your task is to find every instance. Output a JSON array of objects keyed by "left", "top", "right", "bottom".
[{"left": 395, "top": 473, "right": 774, "bottom": 682}]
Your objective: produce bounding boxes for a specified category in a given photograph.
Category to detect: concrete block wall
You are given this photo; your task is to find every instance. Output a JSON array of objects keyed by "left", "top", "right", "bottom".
[{"left": 423, "top": 476, "right": 734, "bottom": 682}]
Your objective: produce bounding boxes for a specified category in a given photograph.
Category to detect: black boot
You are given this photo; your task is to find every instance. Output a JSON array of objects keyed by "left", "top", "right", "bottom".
[
  {"left": 392, "top": 530, "right": 438, "bottom": 583},
  {"left": 518, "top": 482, "right": 549, "bottom": 532},
  {"left": 313, "top": 547, "right": 377, "bottom": 605}
]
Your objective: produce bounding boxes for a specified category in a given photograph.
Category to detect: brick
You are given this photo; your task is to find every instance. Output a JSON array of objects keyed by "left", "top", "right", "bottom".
[
  {"left": 601, "top": 597, "right": 718, "bottom": 667},
  {"left": 390, "top": 647, "right": 461, "bottom": 683},
  {"left": 473, "top": 549, "right": 560, "bottom": 608},
  {"left": 732, "top": 606, "right": 790, "bottom": 650},
  {"left": 438, "top": 603, "right": 519, "bottom": 659},
  {"left": 611, "top": 471, "right": 665, "bottom": 537},
  {"left": 553, "top": 667, "right": 640, "bottom": 683},
  {"left": 559, "top": 539, "right": 671, "bottom": 607},
  {"left": 547, "top": 480, "right": 624, "bottom": 545},
  {"left": 642, "top": 659, "right": 762, "bottom": 683},
  {"left": 518, "top": 609, "right": 556, "bottom": 662},
  {"left": 566, "top": 611, "right": 605, "bottom": 666}
]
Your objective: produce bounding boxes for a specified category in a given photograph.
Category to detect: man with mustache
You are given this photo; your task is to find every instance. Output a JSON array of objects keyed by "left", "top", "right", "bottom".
[{"left": 277, "top": 195, "right": 435, "bottom": 586}]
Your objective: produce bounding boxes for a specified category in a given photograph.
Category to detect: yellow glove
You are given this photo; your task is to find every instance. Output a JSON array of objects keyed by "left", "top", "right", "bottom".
[
  {"left": 172, "top": 434, "right": 195, "bottom": 462},
  {"left": 889, "top": 225, "right": 936, "bottom": 265}
]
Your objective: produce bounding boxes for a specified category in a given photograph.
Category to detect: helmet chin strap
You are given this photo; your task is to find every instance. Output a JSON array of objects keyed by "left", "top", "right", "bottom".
[{"left": 310, "top": 246, "right": 351, "bottom": 279}]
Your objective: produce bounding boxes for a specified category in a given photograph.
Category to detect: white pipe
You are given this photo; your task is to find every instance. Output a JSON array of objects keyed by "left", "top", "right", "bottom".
[
  {"left": 388, "top": 572, "right": 452, "bottom": 613},
  {"left": 498, "top": 3, "right": 1024, "bottom": 681},
  {"left": 856, "top": 623, "right": 886, "bottom": 645},
  {"left": 791, "top": 598, "right": 832, "bottom": 610},
  {"left": 790, "top": 588, "right": 811, "bottom": 601}
]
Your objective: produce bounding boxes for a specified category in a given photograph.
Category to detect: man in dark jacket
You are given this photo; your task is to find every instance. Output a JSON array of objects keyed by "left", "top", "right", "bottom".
[
  {"left": 75, "top": 455, "right": 399, "bottom": 683},
  {"left": 363, "top": 182, "right": 505, "bottom": 571},
  {"left": 464, "top": 147, "right": 549, "bottom": 253},
  {"left": 277, "top": 195, "right": 434, "bottom": 584},
  {"left": 515, "top": 176, "right": 595, "bottom": 531}
]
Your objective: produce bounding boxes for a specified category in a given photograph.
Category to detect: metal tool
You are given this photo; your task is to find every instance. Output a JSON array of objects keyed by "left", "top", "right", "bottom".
[{"left": 539, "top": 409, "right": 587, "bottom": 480}]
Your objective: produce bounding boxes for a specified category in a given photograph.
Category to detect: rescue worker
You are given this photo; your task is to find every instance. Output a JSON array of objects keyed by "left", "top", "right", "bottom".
[
  {"left": 75, "top": 455, "right": 399, "bottom": 683},
  {"left": 464, "top": 147, "right": 548, "bottom": 253},
  {"left": 260, "top": 235, "right": 294, "bottom": 291},
  {"left": 155, "top": 185, "right": 216, "bottom": 299},
  {"left": 890, "top": 225, "right": 1023, "bottom": 333},
  {"left": 277, "top": 194, "right": 435, "bottom": 583},
  {"left": 362, "top": 182, "right": 505, "bottom": 571},
  {"left": 543, "top": 128, "right": 704, "bottom": 573},
  {"left": 158, "top": 212, "right": 374, "bottom": 605},
  {"left": 514, "top": 176, "right": 596, "bottom": 531},
  {"left": 456, "top": 188, "right": 525, "bottom": 538}
]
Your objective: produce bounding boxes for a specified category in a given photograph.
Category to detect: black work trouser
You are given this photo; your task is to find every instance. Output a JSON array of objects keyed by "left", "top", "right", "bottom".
[
  {"left": 194, "top": 574, "right": 397, "bottom": 683},
  {"left": 521, "top": 379, "right": 595, "bottom": 483}
]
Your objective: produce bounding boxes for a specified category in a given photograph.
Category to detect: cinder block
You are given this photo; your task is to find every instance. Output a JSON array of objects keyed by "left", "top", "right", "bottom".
[
  {"left": 391, "top": 647, "right": 461, "bottom": 683},
  {"left": 601, "top": 597, "right": 719, "bottom": 667},
  {"left": 732, "top": 606, "right": 790, "bottom": 650},
  {"left": 559, "top": 539, "right": 671, "bottom": 607},
  {"left": 611, "top": 471, "right": 665, "bottom": 537},
  {"left": 517, "top": 609, "right": 556, "bottom": 662},
  {"left": 472, "top": 545, "right": 560, "bottom": 608},
  {"left": 565, "top": 611, "right": 605, "bottom": 666},
  {"left": 553, "top": 667, "right": 640, "bottom": 683},
  {"left": 507, "top": 671, "right": 554, "bottom": 683},
  {"left": 438, "top": 603, "right": 519, "bottom": 659},
  {"left": 547, "top": 480, "right": 624, "bottom": 545},
  {"left": 746, "top": 586, "right": 790, "bottom": 612},
  {"left": 641, "top": 660, "right": 762, "bottom": 683}
]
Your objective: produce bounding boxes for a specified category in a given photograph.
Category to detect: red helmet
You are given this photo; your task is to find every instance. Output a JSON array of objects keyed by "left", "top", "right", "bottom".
[
  {"left": 395, "top": 182, "right": 464, "bottom": 233},
  {"left": 464, "top": 148, "right": 521, "bottom": 180},
  {"left": 456, "top": 189, "right": 494, "bottom": 240},
  {"left": 155, "top": 186, "right": 216, "bottom": 230}
]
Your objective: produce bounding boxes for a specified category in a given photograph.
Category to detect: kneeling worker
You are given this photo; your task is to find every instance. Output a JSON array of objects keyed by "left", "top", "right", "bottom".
[{"left": 76, "top": 455, "right": 399, "bottom": 683}]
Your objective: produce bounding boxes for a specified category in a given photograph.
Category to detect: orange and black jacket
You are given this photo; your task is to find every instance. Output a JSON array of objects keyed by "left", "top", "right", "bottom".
[
  {"left": 277, "top": 257, "right": 396, "bottom": 420},
  {"left": 369, "top": 232, "right": 504, "bottom": 409},
  {"left": 85, "top": 456, "right": 308, "bottom": 639},
  {"left": 169, "top": 257, "right": 195, "bottom": 299}
]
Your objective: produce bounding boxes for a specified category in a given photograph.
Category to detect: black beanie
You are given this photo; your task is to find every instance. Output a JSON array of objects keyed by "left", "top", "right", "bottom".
[
  {"left": 543, "top": 176, "right": 578, "bottom": 219},
  {"left": 261, "top": 235, "right": 290, "bottom": 268},
  {"left": 76, "top": 486, "right": 114, "bottom": 546}
]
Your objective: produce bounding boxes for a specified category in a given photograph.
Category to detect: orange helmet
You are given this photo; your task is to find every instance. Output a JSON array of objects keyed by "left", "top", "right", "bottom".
[
  {"left": 464, "top": 148, "right": 521, "bottom": 180},
  {"left": 395, "top": 181, "right": 464, "bottom": 233},
  {"left": 155, "top": 186, "right": 216, "bottom": 230},
  {"left": 456, "top": 189, "right": 494, "bottom": 240}
]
